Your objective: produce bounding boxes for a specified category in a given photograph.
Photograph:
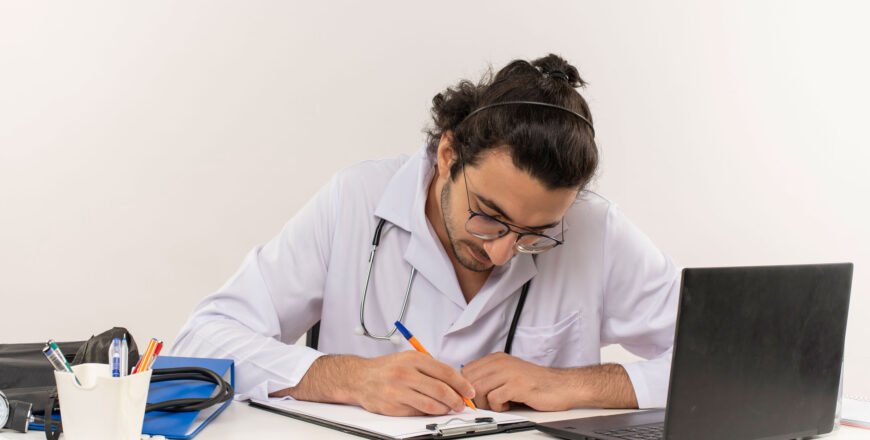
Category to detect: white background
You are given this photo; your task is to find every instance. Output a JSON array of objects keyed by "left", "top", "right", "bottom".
[{"left": 1, "top": 1, "right": 868, "bottom": 396}]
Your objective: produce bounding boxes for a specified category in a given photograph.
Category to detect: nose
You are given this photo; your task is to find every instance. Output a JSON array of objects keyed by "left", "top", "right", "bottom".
[{"left": 483, "top": 233, "right": 517, "bottom": 266}]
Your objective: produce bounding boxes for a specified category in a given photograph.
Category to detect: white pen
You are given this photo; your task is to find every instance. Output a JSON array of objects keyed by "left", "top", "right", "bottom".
[{"left": 120, "top": 335, "right": 129, "bottom": 376}]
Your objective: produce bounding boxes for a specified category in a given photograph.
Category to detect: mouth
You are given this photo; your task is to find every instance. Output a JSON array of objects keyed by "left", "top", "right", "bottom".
[{"left": 466, "top": 242, "right": 492, "bottom": 265}]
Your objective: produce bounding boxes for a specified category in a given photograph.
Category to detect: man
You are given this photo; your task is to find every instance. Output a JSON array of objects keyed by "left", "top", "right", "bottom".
[{"left": 172, "top": 54, "right": 679, "bottom": 416}]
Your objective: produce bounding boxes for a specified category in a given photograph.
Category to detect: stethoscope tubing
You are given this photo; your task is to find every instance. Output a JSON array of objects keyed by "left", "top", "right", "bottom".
[{"left": 358, "top": 218, "right": 531, "bottom": 354}]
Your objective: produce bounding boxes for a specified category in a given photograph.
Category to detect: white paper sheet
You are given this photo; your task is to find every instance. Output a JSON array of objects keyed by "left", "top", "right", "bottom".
[{"left": 252, "top": 398, "right": 529, "bottom": 439}]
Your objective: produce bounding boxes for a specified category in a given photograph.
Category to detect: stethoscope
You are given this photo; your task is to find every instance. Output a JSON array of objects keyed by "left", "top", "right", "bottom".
[{"left": 354, "top": 218, "right": 531, "bottom": 354}]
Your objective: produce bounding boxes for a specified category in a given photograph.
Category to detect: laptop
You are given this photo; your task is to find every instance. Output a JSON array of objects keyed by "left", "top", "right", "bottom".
[{"left": 537, "top": 263, "right": 853, "bottom": 440}]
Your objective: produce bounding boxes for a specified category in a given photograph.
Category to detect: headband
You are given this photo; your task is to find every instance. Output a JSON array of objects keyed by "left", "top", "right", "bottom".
[
  {"left": 459, "top": 100, "right": 595, "bottom": 138},
  {"left": 545, "top": 70, "right": 570, "bottom": 81}
]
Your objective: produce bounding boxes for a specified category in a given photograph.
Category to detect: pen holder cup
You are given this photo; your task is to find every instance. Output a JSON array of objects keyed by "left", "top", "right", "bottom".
[{"left": 54, "top": 363, "right": 152, "bottom": 440}]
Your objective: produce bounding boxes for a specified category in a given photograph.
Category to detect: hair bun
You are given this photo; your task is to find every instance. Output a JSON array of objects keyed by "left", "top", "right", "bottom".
[{"left": 532, "top": 54, "right": 585, "bottom": 88}]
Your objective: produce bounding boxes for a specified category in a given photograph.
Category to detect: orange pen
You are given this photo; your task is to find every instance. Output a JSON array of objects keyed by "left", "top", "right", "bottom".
[
  {"left": 394, "top": 321, "right": 476, "bottom": 410},
  {"left": 132, "top": 338, "right": 157, "bottom": 374},
  {"left": 145, "top": 340, "right": 164, "bottom": 371}
]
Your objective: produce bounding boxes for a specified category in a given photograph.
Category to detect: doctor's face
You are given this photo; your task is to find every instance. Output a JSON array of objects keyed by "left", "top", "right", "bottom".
[{"left": 434, "top": 144, "right": 578, "bottom": 272}]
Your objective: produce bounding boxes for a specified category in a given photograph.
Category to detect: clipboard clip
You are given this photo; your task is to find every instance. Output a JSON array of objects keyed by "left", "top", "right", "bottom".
[{"left": 425, "top": 417, "right": 497, "bottom": 437}]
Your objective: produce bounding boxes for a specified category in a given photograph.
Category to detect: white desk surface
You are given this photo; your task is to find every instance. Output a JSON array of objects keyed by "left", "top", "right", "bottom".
[{"left": 3, "top": 401, "right": 868, "bottom": 439}]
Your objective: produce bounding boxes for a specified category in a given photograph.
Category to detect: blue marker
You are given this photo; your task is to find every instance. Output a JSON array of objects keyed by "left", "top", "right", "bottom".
[{"left": 109, "top": 337, "right": 121, "bottom": 377}]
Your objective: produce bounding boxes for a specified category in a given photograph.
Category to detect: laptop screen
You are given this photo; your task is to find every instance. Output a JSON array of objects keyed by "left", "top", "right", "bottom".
[{"left": 663, "top": 264, "right": 852, "bottom": 440}]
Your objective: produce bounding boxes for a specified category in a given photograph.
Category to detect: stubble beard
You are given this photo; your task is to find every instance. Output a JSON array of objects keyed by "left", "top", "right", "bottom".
[{"left": 440, "top": 178, "right": 492, "bottom": 273}]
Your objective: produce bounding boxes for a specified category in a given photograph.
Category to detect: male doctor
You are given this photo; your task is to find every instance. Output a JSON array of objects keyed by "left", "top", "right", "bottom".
[{"left": 173, "top": 54, "right": 679, "bottom": 416}]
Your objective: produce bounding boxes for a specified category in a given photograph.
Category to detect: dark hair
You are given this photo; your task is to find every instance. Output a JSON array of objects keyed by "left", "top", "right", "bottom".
[{"left": 425, "top": 54, "right": 598, "bottom": 190}]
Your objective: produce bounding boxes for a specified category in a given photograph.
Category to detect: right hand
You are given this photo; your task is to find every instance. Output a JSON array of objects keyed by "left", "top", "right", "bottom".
[{"left": 350, "top": 351, "right": 476, "bottom": 416}]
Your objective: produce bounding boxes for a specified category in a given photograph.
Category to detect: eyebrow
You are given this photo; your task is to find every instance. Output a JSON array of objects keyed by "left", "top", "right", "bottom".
[{"left": 474, "top": 193, "right": 562, "bottom": 231}]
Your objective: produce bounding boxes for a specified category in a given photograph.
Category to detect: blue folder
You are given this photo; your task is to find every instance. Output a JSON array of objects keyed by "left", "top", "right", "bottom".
[{"left": 142, "top": 356, "right": 235, "bottom": 439}]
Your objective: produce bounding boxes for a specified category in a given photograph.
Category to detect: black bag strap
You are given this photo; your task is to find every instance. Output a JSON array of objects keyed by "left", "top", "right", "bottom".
[{"left": 43, "top": 390, "right": 61, "bottom": 440}]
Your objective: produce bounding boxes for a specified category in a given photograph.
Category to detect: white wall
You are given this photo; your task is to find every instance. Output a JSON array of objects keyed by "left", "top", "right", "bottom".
[{"left": 2, "top": 1, "right": 868, "bottom": 396}]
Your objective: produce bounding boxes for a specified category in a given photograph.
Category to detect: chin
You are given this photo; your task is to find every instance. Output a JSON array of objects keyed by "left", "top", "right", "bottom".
[
  {"left": 463, "top": 249, "right": 493, "bottom": 272},
  {"left": 462, "top": 260, "right": 493, "bottom": 273}
]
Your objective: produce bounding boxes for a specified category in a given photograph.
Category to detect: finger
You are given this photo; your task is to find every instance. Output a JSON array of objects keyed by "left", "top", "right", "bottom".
[
  {"left": 462, "top": 357, "right": 510, "bottom": 388},
  {"left": 410, "top": 375, "right": 467, "bottom": 413},
  {"left": 415, "top": 357, "right": 475, "bottom": 399},
  {"left": 367, "top": 402, "right": 425, "bottom": 417},
  {"left": 472, "top": 394, "right": 491, "bottom": 410},
  {"left": 399, "top": 405, "right": 426, "bottom": 417},
  {"left": 468, "top": 371, "right": 507, "bottom": 403},
  {"left": 401, "top": 389, "right": 453, "bottom": 416},
  {"left": 460, "top": 355, "right": 489, "bottom": 376},
  {"left": 487, "top": 385, "right": 514, "bottom": 412},
  {"left": 461, "top": 352, "right": 506, "bottom": 382},
  {"left": 467, "top": 371, "right": 509, "bottom": 412}
]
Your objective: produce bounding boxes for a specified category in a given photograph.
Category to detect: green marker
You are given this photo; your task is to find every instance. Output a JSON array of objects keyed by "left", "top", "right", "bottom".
[{"left": 47, "top": 340, "right": 80, "bottom": 385}]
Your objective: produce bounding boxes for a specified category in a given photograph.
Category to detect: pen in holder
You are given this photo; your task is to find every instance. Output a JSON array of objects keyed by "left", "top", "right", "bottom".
[{"left": 54, "top": 363, "right": 151, "bottom": 440}]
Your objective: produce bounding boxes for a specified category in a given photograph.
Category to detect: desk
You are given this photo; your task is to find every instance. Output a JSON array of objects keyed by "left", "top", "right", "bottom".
[{"left": 2, "top": 402, "right": 868, "bottom": 439}]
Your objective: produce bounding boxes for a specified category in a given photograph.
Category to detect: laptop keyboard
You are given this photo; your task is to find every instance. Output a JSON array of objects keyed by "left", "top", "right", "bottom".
[{"left": 594, "top": 422, "right": 664, "bottom": 440}]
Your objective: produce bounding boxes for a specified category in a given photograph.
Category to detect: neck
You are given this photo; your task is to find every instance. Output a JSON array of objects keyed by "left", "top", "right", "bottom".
[{"left": 424, "top": 170, "right": 490, "bottom": 303}]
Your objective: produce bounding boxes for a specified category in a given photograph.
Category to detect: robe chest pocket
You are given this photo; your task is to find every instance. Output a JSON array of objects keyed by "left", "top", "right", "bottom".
[{"left": 510, "top": 311, "right": 582, "bottom": 367}]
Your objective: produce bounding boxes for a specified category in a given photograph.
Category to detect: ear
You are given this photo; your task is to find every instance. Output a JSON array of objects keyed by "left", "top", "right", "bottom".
[{"left": 436, "top": 131, "right": 457, "bottom": 180}]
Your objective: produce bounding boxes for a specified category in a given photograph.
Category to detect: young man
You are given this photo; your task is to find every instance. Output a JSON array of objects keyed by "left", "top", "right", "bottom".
[{"left": 172, "top": 54, "right": 679, "bottom": 416}]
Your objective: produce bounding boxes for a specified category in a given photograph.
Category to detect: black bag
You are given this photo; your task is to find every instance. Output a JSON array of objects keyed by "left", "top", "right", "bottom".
[{"left": 0, "top": 327, "right": 140, "bottom": 438}]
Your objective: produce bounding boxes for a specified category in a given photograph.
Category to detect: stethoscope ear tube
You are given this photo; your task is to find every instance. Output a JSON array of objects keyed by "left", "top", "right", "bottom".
[{"left": 372, "top": 217, "right": 387, "bottom": 246}]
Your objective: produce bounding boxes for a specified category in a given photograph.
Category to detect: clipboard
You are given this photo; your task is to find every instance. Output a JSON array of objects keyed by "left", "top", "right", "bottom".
[{"left": 250, "top": 399, "right": 535, "bottom": 439}]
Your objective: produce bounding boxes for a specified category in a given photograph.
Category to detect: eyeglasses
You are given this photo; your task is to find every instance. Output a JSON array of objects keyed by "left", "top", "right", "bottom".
[{"left": 461, "top": 165, "right": 565, "bottom": 254}]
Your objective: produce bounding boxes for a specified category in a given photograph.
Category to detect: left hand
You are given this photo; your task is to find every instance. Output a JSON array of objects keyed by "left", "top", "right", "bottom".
[{"left": 460, "top": 352, "right": 577, "bottom": 412}]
